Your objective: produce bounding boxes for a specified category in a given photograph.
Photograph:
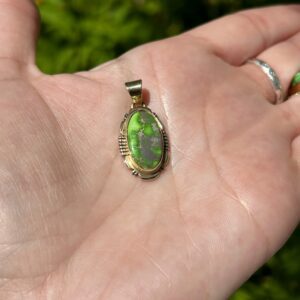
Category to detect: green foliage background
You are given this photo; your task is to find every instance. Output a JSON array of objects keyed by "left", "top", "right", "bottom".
[{"left": 36, "top": 1, "right": 300, "bottom": 298}]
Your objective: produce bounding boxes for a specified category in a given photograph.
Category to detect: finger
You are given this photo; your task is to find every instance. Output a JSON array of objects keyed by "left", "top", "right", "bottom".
[
  {"left": 0, "top": 0, "right": 39, "bottom": 64},
  {"left": 185, "top": 5, "right": 300, "bottom": 65},
  {"left": 288, "top": 95, "right": 300, "bottom": 170},
  {"left": 279, "top": 94, "right": 300, "bottom": 141},
  {"left": 240, "top": 31, "right": 300, "bottom": 103},
  {"left": 278, "top": 94, "right": 300, "bottom": 172}
]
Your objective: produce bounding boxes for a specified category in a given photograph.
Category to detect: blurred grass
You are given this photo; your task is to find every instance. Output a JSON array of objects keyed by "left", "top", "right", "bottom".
[
  {"left": 35, "top": 0, "right": 290, "bottom": 74},
  {"left": 36, "top": 1, "right": 300, "bottom": 299}
]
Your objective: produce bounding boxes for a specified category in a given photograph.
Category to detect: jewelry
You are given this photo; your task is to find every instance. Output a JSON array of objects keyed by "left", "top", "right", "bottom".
[
  {"left": 287, "top": 71, "right": 300, "bottom": 98},
  {"left": 119, "top": 79, "right": 169, "bottom": 180},
  {"left": 247, "top": 58, "right": 283, "bottom": 104}
]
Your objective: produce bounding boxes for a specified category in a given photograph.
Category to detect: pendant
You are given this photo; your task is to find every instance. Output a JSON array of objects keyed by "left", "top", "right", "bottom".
[{"left": 119, "top": 79, "right": 169, "bottom": 180}]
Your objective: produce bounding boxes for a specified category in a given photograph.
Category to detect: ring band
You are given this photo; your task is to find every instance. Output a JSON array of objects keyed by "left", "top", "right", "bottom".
[
  {"left": 247, "top": 58, "right": 283, "bottom": 104},
  {"left": 288, "top": 71, "right": 300, "bottom": 98}
]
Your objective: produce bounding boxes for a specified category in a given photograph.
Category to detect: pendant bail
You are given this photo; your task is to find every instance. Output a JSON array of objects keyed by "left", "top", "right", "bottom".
[{"left": 125, "top": 79, "right": 143, "bottom": 106}]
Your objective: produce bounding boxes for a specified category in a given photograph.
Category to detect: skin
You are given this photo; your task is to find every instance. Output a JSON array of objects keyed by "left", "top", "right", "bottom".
[{"left": 0, "top": 1, "right": 300, "bottom": 299}]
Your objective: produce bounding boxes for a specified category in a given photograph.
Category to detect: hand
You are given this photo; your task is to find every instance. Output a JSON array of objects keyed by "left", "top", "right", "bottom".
[{"left": 0, "top": 2, "right": 300, "bottom": 299}]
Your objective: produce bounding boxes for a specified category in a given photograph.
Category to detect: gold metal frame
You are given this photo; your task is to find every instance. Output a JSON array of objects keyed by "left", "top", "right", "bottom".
[{"left": 119, "top": 80, "right": 169, "bottom": 180}]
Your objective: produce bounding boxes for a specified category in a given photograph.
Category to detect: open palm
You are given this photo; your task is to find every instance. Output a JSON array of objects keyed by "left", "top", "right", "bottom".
[{"left": 1, "top": 2, "right": 300, "bottom": 299}]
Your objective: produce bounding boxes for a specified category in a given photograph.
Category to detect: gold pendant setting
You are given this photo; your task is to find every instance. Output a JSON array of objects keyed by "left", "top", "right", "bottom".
[{"left": 119, "top": 79, "right": 169, "bottom": 180}]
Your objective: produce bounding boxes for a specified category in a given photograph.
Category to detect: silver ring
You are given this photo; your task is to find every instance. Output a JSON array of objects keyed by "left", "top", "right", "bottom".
[{"left": 247, "top": 58, "right": 283, "bottom": 104}]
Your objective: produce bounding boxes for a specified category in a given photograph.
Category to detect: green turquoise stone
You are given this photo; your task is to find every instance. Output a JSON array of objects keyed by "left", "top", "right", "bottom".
[
  {"left": 127, "top": 109, "right": 163, "bottom": 170},
  {"left": 292, "top": 72, "right": 300, "bottom": 87}
]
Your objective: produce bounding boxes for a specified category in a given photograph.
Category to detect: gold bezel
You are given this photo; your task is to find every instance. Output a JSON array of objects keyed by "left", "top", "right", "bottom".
[{"left": 119, "top": 106, "right": 169, "bottom": 180}]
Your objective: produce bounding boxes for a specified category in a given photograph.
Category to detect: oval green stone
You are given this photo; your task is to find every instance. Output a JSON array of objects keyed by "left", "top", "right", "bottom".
[
  {"left": 292, "top": 72, "right": 300, "bottom": 87},
  {"left": 127, "top": 109, "right": 163, "bottom": 170}
]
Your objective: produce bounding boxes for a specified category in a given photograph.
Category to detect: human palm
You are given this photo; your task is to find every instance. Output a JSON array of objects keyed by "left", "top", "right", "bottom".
[{"left": 1, "top": 2, "right": 300, "bottom": 299}]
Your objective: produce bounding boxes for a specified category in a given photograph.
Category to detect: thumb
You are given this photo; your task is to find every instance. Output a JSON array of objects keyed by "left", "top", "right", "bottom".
[{"left": 0, "top": 0, "right": 39, "bottom": 64}]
